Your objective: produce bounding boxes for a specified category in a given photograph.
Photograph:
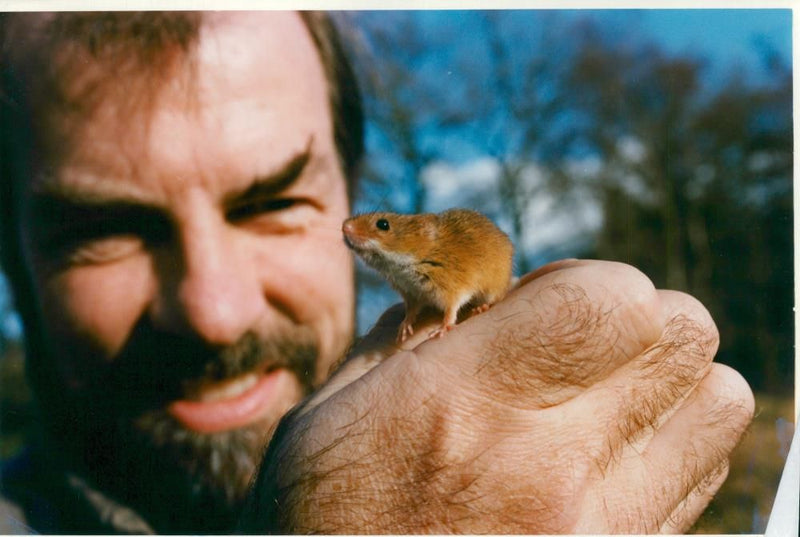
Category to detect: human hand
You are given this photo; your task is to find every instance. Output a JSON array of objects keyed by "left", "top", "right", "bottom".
[{"left": 238, "top": 259, "right": 754, "bottom": 533}]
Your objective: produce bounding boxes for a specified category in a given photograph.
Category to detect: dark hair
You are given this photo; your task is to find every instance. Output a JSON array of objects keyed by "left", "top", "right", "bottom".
[
  {"left": 0, "top": 10, "right": 363, "bottom": 185},
  {"left": 300, "top": 12, "right": 364, "bottom": 185},
  {"left": 0, "top": 11, "right": 364, "bottom": 411}
]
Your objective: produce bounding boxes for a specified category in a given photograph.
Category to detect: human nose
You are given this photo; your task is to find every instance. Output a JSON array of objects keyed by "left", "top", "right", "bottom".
[{"left": 150, "top": 215, "right": 263, "bottom": 347}]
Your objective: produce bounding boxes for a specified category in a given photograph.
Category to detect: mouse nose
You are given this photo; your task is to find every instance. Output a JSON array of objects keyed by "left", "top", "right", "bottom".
[{"left": 341, "top": 220, "right": 361, "bottom": 249}]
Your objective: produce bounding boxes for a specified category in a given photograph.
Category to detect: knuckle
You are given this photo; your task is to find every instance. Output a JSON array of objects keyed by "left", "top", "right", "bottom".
[
  {"left": 593, "top": 261, "right": 659, "bottom": 302},
  {"left": 562, "top": 261, "right": 664, "bottom": 355},
  {"left": 640, "top": 302, "right": 719, "bottom": 386},
  {"left": 659, "top": 290, "right": 719, "bottom": 354},
  {"left": 478, "top": 282, "right": 613, "bottom": 406},
  {"left": 474, "top": 261, "right": 666, "bottom": 408}
]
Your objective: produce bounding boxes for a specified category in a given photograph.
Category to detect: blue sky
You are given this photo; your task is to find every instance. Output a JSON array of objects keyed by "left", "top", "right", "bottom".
[
  {"left": 355, "top": 8, "right": 793, "bottom": 190},
  {"left": 504, "top": 9, "right": 792, "bottom": 83},
  {"left": 350, "top": 8, "right": 793, "bottom": 330},
  {"left": 364, "top": 9, "right": 792, "bottom": 84},
  {"left": 637, "top": 9, "right": 791, "bottom": 81}
]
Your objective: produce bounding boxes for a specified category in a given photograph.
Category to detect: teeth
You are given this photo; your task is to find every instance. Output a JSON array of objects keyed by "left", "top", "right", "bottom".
[{"left": 195, "top": 373, "right": 259, "bottom": 402}]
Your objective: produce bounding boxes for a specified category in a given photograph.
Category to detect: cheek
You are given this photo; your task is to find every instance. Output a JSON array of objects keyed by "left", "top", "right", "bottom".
[
  {"left": 40, "top": 256, "right": 153, "bottom": 362},
  {"left": 259, "top": 230, "right": 353, "bottom": 319},
  {"left": 254, "top": 223, "right": 354, "bottom": 375}
]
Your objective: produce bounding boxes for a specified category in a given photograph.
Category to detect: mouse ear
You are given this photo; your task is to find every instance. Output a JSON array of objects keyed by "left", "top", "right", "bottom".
[{"left": 423, "top": 213, "right": 439, "bottom": 241}]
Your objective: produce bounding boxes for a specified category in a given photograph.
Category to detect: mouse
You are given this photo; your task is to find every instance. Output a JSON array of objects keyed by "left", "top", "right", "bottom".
[{"left": 342, "top": 208, "right": 514, "bottom": 342}]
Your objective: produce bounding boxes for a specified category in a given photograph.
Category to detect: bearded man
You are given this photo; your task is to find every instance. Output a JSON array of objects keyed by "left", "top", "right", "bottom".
[{"left": 0, "top": 11, "right": 753, "bottom": 534}]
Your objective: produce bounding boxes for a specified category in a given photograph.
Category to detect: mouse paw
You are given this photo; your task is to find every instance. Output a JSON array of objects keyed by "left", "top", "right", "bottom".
[
  {"left": 429, "top": 324, "right": 454, "bottom": 339},
  {"left": 470, "top": 303, "right": 491, "bottom": 316},
  {"left": 397, "top": 320, "right": 415, "bottom": 343}
]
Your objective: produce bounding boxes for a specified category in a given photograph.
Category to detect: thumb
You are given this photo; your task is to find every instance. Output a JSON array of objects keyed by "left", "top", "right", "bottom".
[
  {"left": 292, "top": 303, "right": 422, "bottom": 418},
  {"left": 345, "top": 302, "right": 408, "bottom": 363}
]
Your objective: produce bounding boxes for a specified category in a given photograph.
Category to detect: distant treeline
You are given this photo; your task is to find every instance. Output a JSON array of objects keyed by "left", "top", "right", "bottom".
[{"left": 350, "top": 11, "right": 793, "bottom": 393}]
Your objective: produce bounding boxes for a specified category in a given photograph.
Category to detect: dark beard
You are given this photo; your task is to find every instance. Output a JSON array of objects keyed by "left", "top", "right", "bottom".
[
  {"left": 49, "top": 322, "right": 320, "bottom": 533},
  {"left": 115, "top": 407, "right": 275, "bottom": 533}
]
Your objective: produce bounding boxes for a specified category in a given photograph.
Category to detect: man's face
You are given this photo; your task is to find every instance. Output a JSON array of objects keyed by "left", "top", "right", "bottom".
[{"left": 16, "top": 12, "right": 354, "bottom": 528}]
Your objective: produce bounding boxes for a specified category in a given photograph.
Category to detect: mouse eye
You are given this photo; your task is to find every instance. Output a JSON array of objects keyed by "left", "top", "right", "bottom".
[{"left": 376, "top": 218, "right": 390, "bottom": 231}]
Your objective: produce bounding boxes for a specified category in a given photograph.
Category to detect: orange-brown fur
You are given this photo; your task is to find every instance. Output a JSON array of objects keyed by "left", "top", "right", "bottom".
[{"left": 342, "top": 209, "right": 514, "bottom": 342}]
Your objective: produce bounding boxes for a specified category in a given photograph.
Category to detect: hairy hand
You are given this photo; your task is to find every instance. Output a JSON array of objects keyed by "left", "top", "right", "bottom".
[{"left": 239, "top": 260, "right": 754, "bottom": 534}]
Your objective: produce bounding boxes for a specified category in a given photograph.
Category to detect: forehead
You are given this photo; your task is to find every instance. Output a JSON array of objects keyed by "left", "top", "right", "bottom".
[
  {"left": 30, "top": 12, "right": 319, "bottom": 100},
  {"left": 195, "top": 12, "right": 320, "bottom": 102},
  {"left": 28, "top": 12, "right": 333, "bottom": 199},
  {"left": 39, "top": 11, "right": 324, "bottom": 129}
]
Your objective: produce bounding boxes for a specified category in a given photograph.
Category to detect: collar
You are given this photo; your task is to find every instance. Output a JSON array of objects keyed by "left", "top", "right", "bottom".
[{"left": 2, "top": 446, "right": 155, "bottom": 534}]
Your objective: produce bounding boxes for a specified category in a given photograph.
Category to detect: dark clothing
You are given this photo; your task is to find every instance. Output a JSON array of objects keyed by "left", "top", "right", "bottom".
[{"left": 1, "top": 448, "right": 154, "bottom": 534}]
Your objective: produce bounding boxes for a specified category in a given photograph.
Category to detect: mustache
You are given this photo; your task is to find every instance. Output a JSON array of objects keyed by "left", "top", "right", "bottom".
[
  {"left": 94, "top": 319, "right": 320, "bottom": 417},
  {"left": 51, "top": 320, "right": 321, "bottom": 531}
]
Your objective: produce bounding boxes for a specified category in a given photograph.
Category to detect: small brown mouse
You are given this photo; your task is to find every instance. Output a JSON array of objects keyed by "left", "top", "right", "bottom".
[{"left": 342, "top": 208, "right": 514, "bottom": 342}]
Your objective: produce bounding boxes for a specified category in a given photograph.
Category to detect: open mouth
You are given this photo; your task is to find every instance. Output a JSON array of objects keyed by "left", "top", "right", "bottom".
[{"left": 167, "top": 368, "right": 295, "bottom": 434}]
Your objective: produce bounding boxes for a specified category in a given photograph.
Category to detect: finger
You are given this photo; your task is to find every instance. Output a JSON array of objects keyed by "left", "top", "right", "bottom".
[
  {"left": 293, "top": 304, "right": 407, "bottom": 418},
  {"left": 640, "top": 363, "right": 753, "bottom": 524},
  {"left": 659, "top": 461, "right": 729, "bottom": 534},
  {"left": 515, "top": 258, "right": 582, "bottom": 287},
  {"left": 581, "top": 363, "right": 753, "bottom": 533},
  {"left": 297, "top": 301, "right": 448, "bottom": 418},
  {"left": 417, "top": 260, "right": 665, "bottom": 408},
  {"left": 345, "top": 303, "right": 407, "bottom": 360},
  {"left": 584, "top": 290, "right": 720, "bottom": 456},
  {"left": 644, "top": 364, "right": 755, "bottom": 512}
]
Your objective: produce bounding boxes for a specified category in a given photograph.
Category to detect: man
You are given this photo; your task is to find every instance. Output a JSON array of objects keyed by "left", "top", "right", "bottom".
[{"left": 0, "top": 11, "right": 754, "bottom": 534}]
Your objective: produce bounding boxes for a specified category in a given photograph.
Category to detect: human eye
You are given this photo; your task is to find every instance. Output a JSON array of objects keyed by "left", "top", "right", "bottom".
[
  {"left": 226, "top": 197, "right": 299, "bottom": 222},
  {"left": 225, "top": 192, "right": 322, "bottom": 234},
  {"left": 32, "top": 202, "right": 170, "bottom": 268},
  {"left": 64, "top": 233, "right": 144, "bottom": 266}
]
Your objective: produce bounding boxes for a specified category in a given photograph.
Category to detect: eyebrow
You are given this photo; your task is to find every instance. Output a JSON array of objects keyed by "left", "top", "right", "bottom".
[
  {"left": 28, "top": 191, "right": 162, "bottom": 229},
  {"left": 222, "top": 136, "right": 314, "bottom": 209},
  {"left": 28, "top": 136, "right": 315, "bottom": 216},
  {"left": 30, "top": 174, "right": 157, "bottom": 210}
]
